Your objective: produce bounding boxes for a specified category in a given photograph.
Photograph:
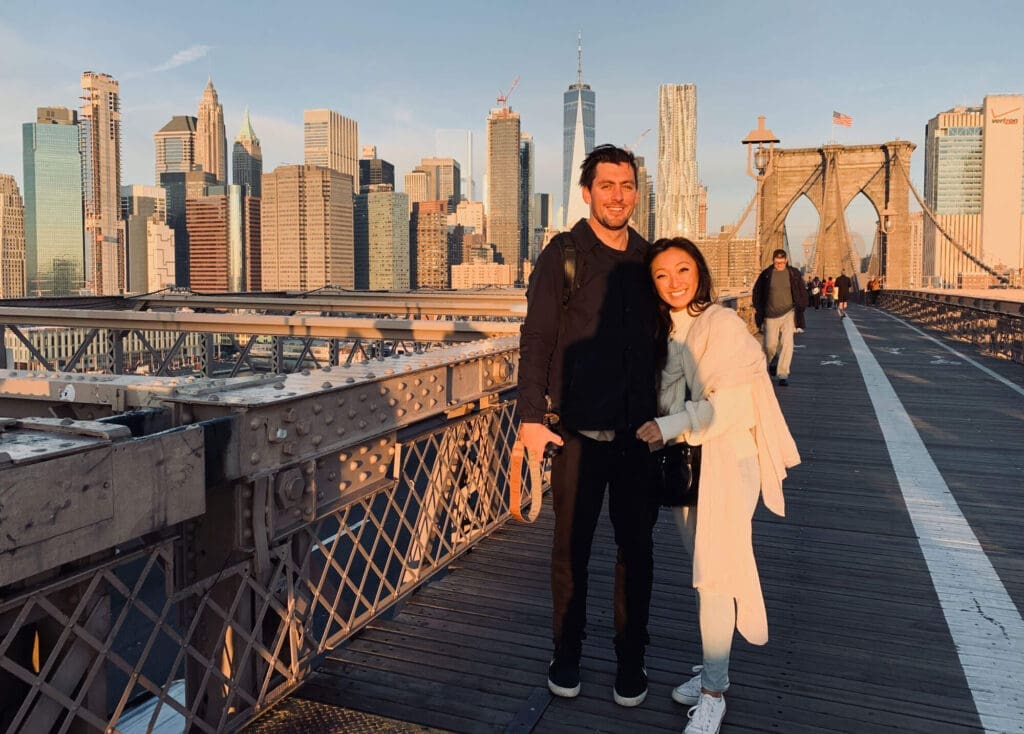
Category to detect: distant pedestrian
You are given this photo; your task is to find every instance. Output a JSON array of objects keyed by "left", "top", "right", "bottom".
[
  {"left": 823, "top": 277, "right": 835, "bottom": 309},
  {"left": 809, "top": 277, "right": 822, "bottom": 310},
  {"left": 752, "top": 249, "right": 808, "bottom": 387},
  {"left": 865, "top": 277, "right": 877, "bottom": 305},
  {"left": 834, "top": 272, "right": 852, "bottom": 319}
]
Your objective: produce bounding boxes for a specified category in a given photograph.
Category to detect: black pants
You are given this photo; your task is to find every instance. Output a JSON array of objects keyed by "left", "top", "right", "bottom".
[{"left": 550, "top": 430, "right": 659, "bottom": 656}]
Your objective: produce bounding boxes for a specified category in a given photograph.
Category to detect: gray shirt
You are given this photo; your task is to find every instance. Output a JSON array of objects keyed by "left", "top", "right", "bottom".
[{"left": 766, "top": 268, "right": 794, "bottom": 318}]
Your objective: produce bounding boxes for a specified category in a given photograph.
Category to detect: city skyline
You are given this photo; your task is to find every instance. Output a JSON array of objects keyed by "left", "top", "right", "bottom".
[{"left": 2, "top": 1, "right": 1023, "bottom": 258}]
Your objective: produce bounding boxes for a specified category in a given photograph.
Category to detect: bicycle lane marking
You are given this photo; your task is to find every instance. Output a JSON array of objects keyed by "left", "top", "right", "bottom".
[{"left": 844, "top": 315, "right": 1024, "bottom": 733}]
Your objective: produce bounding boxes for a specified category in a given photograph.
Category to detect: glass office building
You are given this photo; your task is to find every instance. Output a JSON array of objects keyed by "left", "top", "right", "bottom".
[{"left": 22, "top": 114, "right": 85, "bottom": 295}]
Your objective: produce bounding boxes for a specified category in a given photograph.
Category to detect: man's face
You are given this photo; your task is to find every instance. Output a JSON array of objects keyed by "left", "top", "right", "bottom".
[
  {"left": 582, "top": 162, "right": 637, "bottom": 231},
  {"left": 773, "top": 255, "right": 788, "bottom": 271}
]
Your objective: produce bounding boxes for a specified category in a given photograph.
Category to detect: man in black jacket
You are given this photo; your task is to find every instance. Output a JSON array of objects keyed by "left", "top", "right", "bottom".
[
  {"left": 752, "top": 249, "right": 808, "bottom": 387},
  {"left": 518, "top": 144, "right": 659, "bottom": 707}
]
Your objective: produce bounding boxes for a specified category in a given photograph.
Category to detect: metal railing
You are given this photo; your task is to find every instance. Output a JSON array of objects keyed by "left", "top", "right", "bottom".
[
  {"left": 878, "top": 289, "right": 1024, "bottom": 364},
  {"left": 0, "top": 337, "right": 532, "bottom": 733}
]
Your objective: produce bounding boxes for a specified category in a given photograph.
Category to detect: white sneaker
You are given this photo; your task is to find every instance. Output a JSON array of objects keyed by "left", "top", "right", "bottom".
[
  {"left": 685, "top": 692, "right": 726, "bottom": 734},
  {"left": 671, "top": 665, "right": 703, "bottom": 705}
]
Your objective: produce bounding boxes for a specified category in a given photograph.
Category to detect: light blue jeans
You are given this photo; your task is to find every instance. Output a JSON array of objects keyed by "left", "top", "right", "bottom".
[{"left": 674, "top": 506, "right": 734, "bottom": 693}]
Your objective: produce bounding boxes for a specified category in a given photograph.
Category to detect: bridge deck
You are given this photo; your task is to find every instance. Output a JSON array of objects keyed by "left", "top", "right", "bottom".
[{"left": 253, "top": 304, "right": 1024, "bottom": 733}]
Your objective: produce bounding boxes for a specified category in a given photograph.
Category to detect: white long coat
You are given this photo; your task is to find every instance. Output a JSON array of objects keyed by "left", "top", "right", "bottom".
[{"left": 653, "top": 304, "right": 800, "bottom": 644}]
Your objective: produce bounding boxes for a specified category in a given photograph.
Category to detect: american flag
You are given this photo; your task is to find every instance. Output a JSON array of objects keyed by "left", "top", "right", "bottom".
[{"left": 832, "top": 111, "right": 853, "bottom": 128}]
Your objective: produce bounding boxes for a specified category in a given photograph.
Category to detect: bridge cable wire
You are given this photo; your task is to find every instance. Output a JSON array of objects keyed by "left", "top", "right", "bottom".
[{"left": 891, "top": 156, "right": 1010, "bottom": 284}]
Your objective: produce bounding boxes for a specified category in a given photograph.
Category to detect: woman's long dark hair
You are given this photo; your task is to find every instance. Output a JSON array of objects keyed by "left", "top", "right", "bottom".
[{"left": 645, "top": 237, "right": 715, "bottom": 375}]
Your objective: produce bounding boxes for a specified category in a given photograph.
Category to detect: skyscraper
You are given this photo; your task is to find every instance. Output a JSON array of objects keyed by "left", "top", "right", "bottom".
[
  {"left": 186, "top": 185, "right": 260, "bottom": 292},
  {"left": 359, "top": 146, "right": 395, "bottom": 192},
  {"left": 923, "top": 95, "right": 1024, "bottom": 285},
  {"left": 435, "top": 129, "right": 473, "bottom": 201},
  {"left": 404, "top": 169, "right": 430, "bottom": 212},
  {"left": 22, "top": 107, "right": 84, "bottom": 296},
  {"left": 304, "top": 109, "right": 359, "bottom": 190},
  {"left": 413, "top": 157, "right": 461, "bottom": 213},
  {"left": 154, "top": 116, "right": 197, "bottom": 181},
  {"left": 631, "top": 155, "right": 654, "bottom": 241},
  {"left": 0, "top": 175, "right": 26, "bottom": 298},
  {"left": 121, "top": 185, "right": 170, "bottom": 293},
  {"left": 519, "top": 133, "right": 535, "bottom": 263},
  {"left": 195, "top": 79, "right": 227, "bottom": 185},
  {"left": 232, "top": 108, "right": 262, "bottom": 197},
  {"left": 261, "top": 164, "right": 355, "bottom": 290},
  {"left": 159, "top": 168, "right": 217, "bottom": 286},
  {"left": 411, "top": 200, "right": 449, "bottom": 288},
  {"left": 354, "top": 184, "right": 410, "bottom": 290},
  {"left": 656, "top": 83, "right": 699, "bottom": 240},
  {"left": 81, "top": 71, "right": 125, "bottom": 294},
  {"left": 563, "top": 33, "right": 595, "bottom": 228},
  {"left": 486, "top": 104, "right": 521, "bottom": 279}
]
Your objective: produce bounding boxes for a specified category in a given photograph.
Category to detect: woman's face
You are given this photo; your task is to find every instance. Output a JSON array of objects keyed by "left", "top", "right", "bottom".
[{"left": 650, "top": 247, "right": 700, "bottom": 312}]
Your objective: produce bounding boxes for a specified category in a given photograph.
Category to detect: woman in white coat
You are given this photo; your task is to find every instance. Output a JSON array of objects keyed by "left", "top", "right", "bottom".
[{"left": 636, "top": 238, "right": 800, "bottom": 734}]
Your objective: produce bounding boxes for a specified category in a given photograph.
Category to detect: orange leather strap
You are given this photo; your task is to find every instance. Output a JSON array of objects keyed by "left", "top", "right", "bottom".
[{"left": 509, "top": 438, "right": 543, "bottom": 523}]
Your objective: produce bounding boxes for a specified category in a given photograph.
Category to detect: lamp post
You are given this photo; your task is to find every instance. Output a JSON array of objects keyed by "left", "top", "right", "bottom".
[
  {"left": 878, "top": 207, "right": 894, "bottom": 283},
  {"left": 742, "top": 116, "right": 780, "bottom": 271}
]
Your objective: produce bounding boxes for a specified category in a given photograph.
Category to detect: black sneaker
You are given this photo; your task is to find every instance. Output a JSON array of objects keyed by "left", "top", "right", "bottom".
[
  {"left": 778, "top": 378, "right": 789, "bottom": 387},
  {"left": 548, "top": 648, "right": 581, "bottom": 698},
  {"left": 613, "top": 656, "right": 648, "bottom": 707}
]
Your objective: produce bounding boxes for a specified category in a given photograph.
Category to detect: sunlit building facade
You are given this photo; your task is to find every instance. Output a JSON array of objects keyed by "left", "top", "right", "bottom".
[
  {"left": 924, "top": 95, "right": 1024, "bottom": 285},
  {"left": 411, "top": 200, "right": 448, "bottom": 288},
  {"left": 304, "top": 109, "right": 359, "bottom": 190},
  {"left": 261, "top": 164, "right": 354, "bottom": 290},
  {"left": 354, "top": 184, "right": 409, "bottom": 291},
  {"left": 486, "top": 106, "right": 521, "bottom": 280},
  {"left": 232, "top": 108, "right": 262, "bottom": 197},
  {"left": 196, "top": 79, "right": 227, "bottom": 185},
  {"left": 81, "top": 71, "right": 125, "bottom": 294},
  {"left": 656, "top": 83, "right": 699, "bottom": 240},
  {"left": 563, "top": 36, "right": 595, "bottom": 228},
  {"left": 22, "top": 107, "right": 84, "bottom": 296},
  {"left": 154, "top": 116, "right": 196, "bottom": 181},
  {"left": 0, "top": 175, "right": 26, "bottom": 298}
]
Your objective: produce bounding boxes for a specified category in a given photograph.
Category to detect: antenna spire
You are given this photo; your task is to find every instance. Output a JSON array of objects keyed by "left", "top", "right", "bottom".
[{"left": 576, "top": 31, "right": 583, "bottom": 86}]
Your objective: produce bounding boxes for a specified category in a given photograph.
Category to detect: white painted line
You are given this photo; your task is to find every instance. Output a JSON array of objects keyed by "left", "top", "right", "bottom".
[
  {"left": 869, "top": 309, "right": 1024, "bottom": 399},
  {"left": 844, "top": 316, "right": 1024, "bottom": 733}
]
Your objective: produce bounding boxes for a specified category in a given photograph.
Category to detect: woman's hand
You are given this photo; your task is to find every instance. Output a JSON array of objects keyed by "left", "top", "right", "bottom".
[{"left": 635, "top": 420, "right": 665, "bottom": 451}]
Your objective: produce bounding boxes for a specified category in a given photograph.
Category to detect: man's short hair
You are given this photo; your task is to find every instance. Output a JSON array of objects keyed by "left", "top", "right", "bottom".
[
  {"left": 579, "top": 144, "right": 638, "bottom": 189},
  {"left": 772, "top": 249, "right": 788, "bottom": 260}
]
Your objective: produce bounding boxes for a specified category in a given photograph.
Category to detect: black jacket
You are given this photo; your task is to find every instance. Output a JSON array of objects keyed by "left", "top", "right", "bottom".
[
  {"left": 518, "top": 220, "right": 657, "bottom": 431},
  {"left": 752, "top": 264, "right": 808, "bottom": 329}
]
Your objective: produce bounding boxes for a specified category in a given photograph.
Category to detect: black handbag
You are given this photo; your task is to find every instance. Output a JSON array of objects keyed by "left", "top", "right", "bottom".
[
  {"left": 650, "top": 384, "right": 701, "bottom": 507},
  {"left": 652, "top": 441, "right": 701, "bottom": 507}
]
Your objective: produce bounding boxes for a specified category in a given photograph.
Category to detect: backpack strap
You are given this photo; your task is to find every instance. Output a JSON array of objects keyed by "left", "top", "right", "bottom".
[
  {"left": 510, "top": 231, "right": 579, "bottom": 524},
  {"left": 560, "top": 234, "right": 576, "bottom": 308}
]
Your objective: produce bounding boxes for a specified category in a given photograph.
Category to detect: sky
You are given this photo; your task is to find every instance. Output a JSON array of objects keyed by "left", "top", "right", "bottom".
[{"left": 2, "top": 0, "right": 1023, "bottom": 265}]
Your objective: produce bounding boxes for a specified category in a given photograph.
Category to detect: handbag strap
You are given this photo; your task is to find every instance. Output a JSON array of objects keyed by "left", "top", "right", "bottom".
[{"left": 509, "top": 439, "right": 543, "bottom": 522}]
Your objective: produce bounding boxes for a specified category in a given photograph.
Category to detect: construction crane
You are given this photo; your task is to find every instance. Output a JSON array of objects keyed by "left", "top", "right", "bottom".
[
  {"left": 626, "top": 128, "right": 652, "bottom": 152},
  {"left": 497, "top": 76, "right": 519, "bottom": 109}
]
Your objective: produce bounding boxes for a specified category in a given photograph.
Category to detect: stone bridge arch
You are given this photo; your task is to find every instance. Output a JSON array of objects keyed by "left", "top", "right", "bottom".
[{"left": 758, "top": 141, "right": 915, "bottom": 287}]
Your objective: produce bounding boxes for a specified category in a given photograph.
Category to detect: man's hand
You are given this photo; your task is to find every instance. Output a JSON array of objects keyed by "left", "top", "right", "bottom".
[
  {"left": 518, "top": 422, "right": 563, "bottom": 461},
  {"left": 635, "top": 420, "right": 665, "bottom": 451}
]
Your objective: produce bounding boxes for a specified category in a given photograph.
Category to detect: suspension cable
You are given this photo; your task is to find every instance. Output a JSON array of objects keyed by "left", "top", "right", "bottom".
[{"left": 892, "top": 156, "right": 1010, "bottom": 284}]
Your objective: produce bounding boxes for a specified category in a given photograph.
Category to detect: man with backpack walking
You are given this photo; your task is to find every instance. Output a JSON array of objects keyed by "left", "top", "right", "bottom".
[{"left": 518, "top": 144, "right": 659, "bottom": 707}]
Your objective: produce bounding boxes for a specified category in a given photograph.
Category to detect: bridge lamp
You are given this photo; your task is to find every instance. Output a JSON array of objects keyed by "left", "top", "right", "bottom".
[
  {"left": 879, "top": 208, "right": 894, "bottom": 233},
  {"left": 743, "top": 115, "right": 781, "bottom": 268}
]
